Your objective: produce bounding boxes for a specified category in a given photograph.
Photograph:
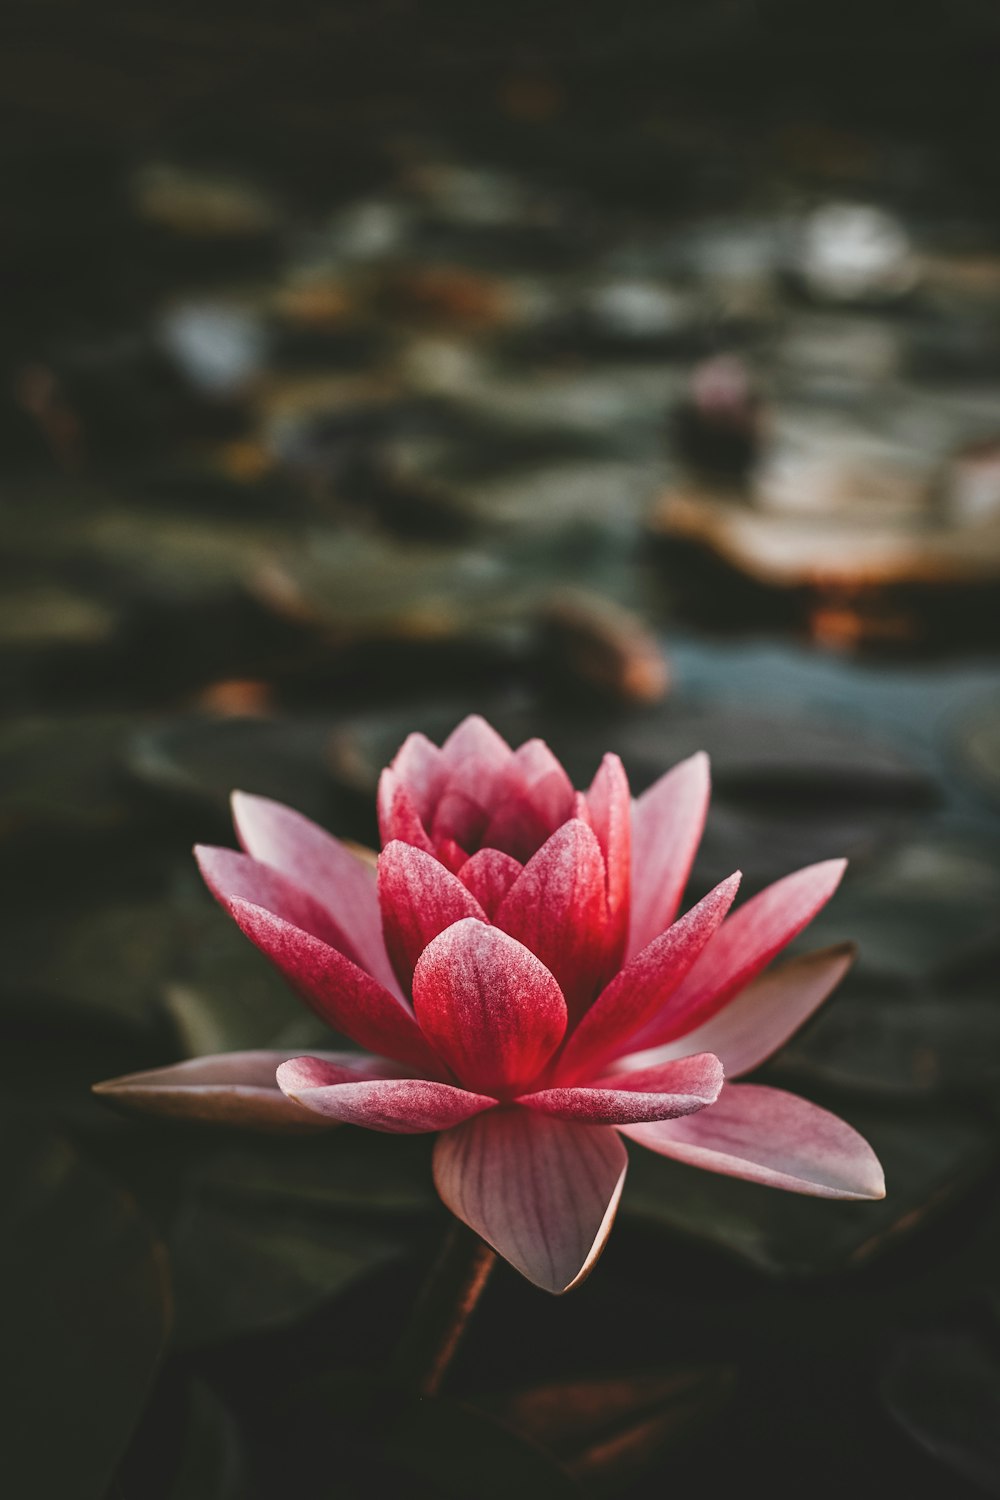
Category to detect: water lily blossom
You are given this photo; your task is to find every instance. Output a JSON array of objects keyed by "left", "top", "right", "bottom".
[{"left": 95, "top": 717, "right": 884, "bottom": 1293}]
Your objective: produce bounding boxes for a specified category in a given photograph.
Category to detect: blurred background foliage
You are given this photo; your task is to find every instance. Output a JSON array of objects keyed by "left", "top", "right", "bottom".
[{"left": 2, "top": 2, "right": 1000, "bottom": 1497}]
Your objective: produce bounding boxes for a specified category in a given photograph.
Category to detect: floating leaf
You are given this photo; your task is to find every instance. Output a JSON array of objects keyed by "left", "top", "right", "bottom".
[
  {"left": 622, "top": 1108, "right": 995, "bottom": 1276},
  {"left": 169, "top": 1192, "right": 404, "bottom": 1347},
  {"left": 3, "top": 1131, "right": 170, "bottom": 1500},
  {"left": 882, "top": 1330, "right": 1000, "bottom": 1495},
  {"left": 166, "top": 1380, "right": 248, "bottom": 1500},
  {"left": 274, "top": 1373, "right": 580, "bottom": 1499}
]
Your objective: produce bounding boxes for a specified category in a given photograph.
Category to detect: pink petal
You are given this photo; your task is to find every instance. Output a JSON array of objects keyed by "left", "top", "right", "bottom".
[
  {"left": 585, "top": 753, "right": 632, "bottom": 968},
  {"left": 231, "top": 791, "right": 400, "bottom": 996},
  {"left": 623, "top": 1082, "right": 885, "bottom": 1199},
  {"left": 481, "top": 740, "right": 576, "bottom": 861},
  {"left": 389, "top": 731, "right": 447, "bottom": 821},
  {"left": 627, "top": 860, "right": 847, "bottom": 1053},
  {"left": 433, "top": 1108, "right": 628, "bottom": 1293},
  {"left": 618, "top": 943, "right": 856, "bottom": 1080},
  {"left": 440, "top": 715, "right": 513, "bottom": 775},
  {"left": 378, "top": 841, "right": 487, "bottom": 988},
  {"left": 555, "top": 872, "right": 741, "bottom": 1082},
  {"left": 494, "top": 820, "right": 609, "bottom": 1020},
  {"left": 628, "top": 752, "right": 710, "bottom": 959},
  {"left": 92, "top": 1050, "right": 337, "bottom": 1131},
  {"left": 377, "top": 770, "right": 436, "bottom": 853},
  {"left": 276, "top": 1055, "right": 495, "bottom": 1132},
  {"left": 412, "top": 918, "right": 567, "bottom": 1096},
  {"left": 435, "top": 838, "right": 469, "bottom": 875},
  {"left": 458, "top": 847, "right": 524, "bottom": 918},
  {"left": 431, "top": 716, "right": 514, "bottom": 847},
  {"left": 225, "top": 897, "right": 444, "bottom": 1074},
  {"left": 196, "top": 844, "right": 358, "bottom": 958},
  {"left": 518, "top": 1053, "right": 723, "bottom": 1124}
]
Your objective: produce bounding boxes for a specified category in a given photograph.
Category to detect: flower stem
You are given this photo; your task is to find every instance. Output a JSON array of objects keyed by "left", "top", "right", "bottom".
[{"left": 389, "top": 1221, "right": 496, "bottom": 1397}]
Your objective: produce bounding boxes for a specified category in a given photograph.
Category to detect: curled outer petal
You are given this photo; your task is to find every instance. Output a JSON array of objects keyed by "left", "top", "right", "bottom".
[
  {"left": 276, "top": 1055, "right": 495, "bottom": 1133},
  {"left": 92, "top": 1051, "right": 337, "bottom": 1132},
  {"left": 517, "top": 1053, "right": 723, "bottom": 1125}
]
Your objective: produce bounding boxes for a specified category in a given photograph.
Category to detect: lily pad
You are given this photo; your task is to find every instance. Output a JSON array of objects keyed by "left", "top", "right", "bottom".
[
  {"left": 166, "top": 1380, "right": 248, "bottom": 1500},
  {"left": 805, "top": 833, "right": 1000, "bottom": 980},
  {"left": 0, "top": 714, "right": 136, "bottom": 837},
  {"left": 169, "top": 1192, "right": 405, "bottom": 1347},
  {"left": 882, "top": 1330, "right": 1000, "bottom": 1495},
  {"left": 3, "top": 1130, "right": 171, "bottom": 1500},
  {"left": 766, "top": 981, "right": 1000, "bottom": 1102},
  {"left": 622, "top": 1108, "right": 996, "bottom": 1276},
  {"left": 273, "top": 1372, "right": 580, "bottom": 1499},
  {"left": 186, "top": 1129, "right": 437, "bottom": 1219},
  {"left": 126, "top": 715, "right": 343, "bottom": 824}
]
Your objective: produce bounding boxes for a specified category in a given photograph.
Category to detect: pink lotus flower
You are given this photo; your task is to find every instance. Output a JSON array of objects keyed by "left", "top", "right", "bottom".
[{"left": 96, "top": 717, "right": 884, "bottom": 1293}]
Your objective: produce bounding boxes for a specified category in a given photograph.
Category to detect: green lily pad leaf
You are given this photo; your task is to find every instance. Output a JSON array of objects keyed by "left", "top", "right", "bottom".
[
  {"left": 166, "top": 1380, "right": 248, "bottom": 1500},
  {"left": 3, "top": 1130, "right": 170, "bottom": 1500},
  {"left": 187, "top": 1128, "right": 437, "bottom": 1218},
  {"left": 0, "top": 715, "right": 136, "bottom": 837},
  {"left": 767, "top": 981, "right": 1000, "bottom": 1102},
  {"left": 882, "top": 1331, "right": 1000, "bottom": 1495},
  {"left": 1, "top": 889, "right": 177, "bottom": 1029},
  {"left": 805, "top": 834, "right": 1000, "bottom": 980},
  {"left": 126, "top": 715, "right": 342, "bottom": 823},
  {"left": 622, "top": 1108, "right": 995, "bottom": 1276},
  {"left": 169, "top": 1192, "right": 404, "bottom": 1347},
  {"left": 276, "top": 1373, "right": 580, "bottom": 1499},
  {"left": 251, "top": 529, "right": 522, "bottom": 641}
]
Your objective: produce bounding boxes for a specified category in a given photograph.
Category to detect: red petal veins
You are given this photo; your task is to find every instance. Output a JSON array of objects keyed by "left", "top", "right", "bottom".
[
  {"left": 225, "top": 897, "right": 444, "bottom": 1074},
  {"left": 628, "top": 752, "right": 710, "bottom": 959},
  {"left": 378, "top": 841, "right": 487, "bottom": 989},
  {"left": 517, "top": 1052, "right": 723, "bottom": 1125},
  {"left": 412, "top": 919, "right": 567, "bottom": 1097},
  {"left": 458, "top": 848, "right": 524, "bottom": 918},
  {"left": 623, "top": 1082, "right": 885, "bottom": 1199},
  {"left": 433, "top": 1109, "right": 628, "bottom": 1293},
  {"left": 230, "top": 792, "right": 400, "bottom": 995},
  {"left": 494, "top": 820, "right": 609, "bottom": 1020},
  {"left": 276, "top": 1055, "right": 495, "bottom": 1132},
  {"left": 556, "top": 872, "right": 741, "bottom": 1082},
  {"left": 626, "top": 860, "right": 848, "bottom": 1053}
]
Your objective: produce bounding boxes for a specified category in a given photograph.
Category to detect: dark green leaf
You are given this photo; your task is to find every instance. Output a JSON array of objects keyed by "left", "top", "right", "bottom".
[{"left": 2, "top": 1130, "right": 171, "bottom": 1500}]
